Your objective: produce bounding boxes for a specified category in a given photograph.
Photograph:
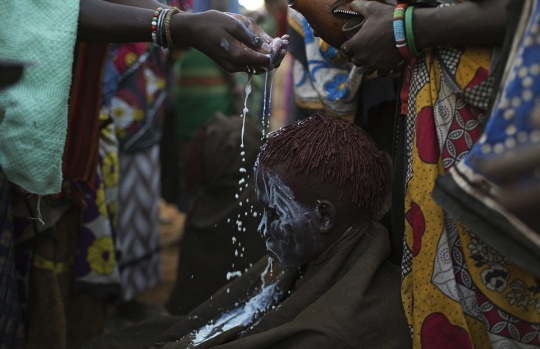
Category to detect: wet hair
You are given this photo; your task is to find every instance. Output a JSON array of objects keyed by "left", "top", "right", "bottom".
[{"left": 255, "top": 113, "right": 385, "bottom": 215}]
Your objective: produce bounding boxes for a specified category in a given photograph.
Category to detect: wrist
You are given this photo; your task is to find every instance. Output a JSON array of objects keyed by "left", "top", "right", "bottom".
[{"left": 170, "top": 12, "right": 196, "bottom": 48}]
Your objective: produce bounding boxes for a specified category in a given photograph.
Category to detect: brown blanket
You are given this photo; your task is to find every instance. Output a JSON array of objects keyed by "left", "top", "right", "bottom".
[{"left": 83, "top": 218, "right": 411, "bottom": 349}]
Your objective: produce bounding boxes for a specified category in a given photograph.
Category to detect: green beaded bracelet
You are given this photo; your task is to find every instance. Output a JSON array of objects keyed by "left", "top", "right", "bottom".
[{"left": 405, "top": 6, "right": 420, "bottom": 58}]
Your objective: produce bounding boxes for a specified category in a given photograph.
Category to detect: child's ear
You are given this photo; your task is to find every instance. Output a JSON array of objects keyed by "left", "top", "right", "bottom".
[{"left": 316, "top": 199, "right": 336, "bottom": 233}]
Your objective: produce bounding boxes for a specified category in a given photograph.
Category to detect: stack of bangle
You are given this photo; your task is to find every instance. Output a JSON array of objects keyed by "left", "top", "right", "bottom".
[
  {"left": 392, "top": 3, "right": 420, "bottom": 59},
  {"left": 164, "top": 7, "right": 180, "bottom": 48},
  {"left": 151, "top": 7, "right": 180, "bottom": 48}
]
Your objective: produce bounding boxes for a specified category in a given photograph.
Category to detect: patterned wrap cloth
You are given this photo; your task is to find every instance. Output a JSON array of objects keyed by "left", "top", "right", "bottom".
[
  {"left": 400, "top": 0, "right": 540, "bottom": 348},
  {"left": 288, "top": 9, "right": 363, "bottom": 121},
  {"left": 432, "top": 0, "right": 540, "bottom": 342},
  {"left": 75, "top": 119, "right": 122, "bottom": 295},
  {"left": 108, "top": 43, "right": 168, "bottom": 301}
]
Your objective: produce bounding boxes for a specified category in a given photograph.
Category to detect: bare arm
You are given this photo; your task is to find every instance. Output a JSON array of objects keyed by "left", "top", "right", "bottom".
[
  {"left": 78, "top": 0, "right": 153, "bottom": 42},
  {"left": 342, "top": 0, "right": 509, "bottom": 75},
  {"left": 103, "top": 0, "right": 164, "bottom": 10},
  {"left": 413, "top": 0, "right": 508, "bottom": 50},
  {"left": 77, "top": 0, "right": 289, "bottom": 72}
]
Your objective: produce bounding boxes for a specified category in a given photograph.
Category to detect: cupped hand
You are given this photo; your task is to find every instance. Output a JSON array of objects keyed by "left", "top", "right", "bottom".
[
  {"left": 340, "top": 0, "right": 403, "bottom": 76},
  {"left": 173, "top": 10, "right": 289, "bottom": 74}
]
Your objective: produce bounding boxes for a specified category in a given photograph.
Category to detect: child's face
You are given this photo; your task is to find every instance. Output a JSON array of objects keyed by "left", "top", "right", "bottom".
[{"left": 255, "top": 166, "right": 324, "bottom": 269}]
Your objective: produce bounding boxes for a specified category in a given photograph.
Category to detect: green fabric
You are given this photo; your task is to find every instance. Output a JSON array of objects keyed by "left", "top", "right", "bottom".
[
  {"left": 174, "top": 49, "right": 236, "bottom": 144},
  {"left": 0, "top": 0, "right": 79, "bottom": 194}
]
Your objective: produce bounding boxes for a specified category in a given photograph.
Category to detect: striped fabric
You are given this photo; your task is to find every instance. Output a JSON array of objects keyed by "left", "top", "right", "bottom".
[
  {"left": 174, "top": 49, "right": 237, "bottom": 145},
  {"left": 117, "top": 145, "right": 162, "bottom": 301}
]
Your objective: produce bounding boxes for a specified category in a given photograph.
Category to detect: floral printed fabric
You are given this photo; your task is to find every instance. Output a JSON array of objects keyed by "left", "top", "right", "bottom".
[
  {"left": 432, "top": 0, "right": 540, "bottom": 342},
  {"left": 109, "top": 43, "right": 167, "bottom": 153},
  {"left": 435, "top": 0, "right": 540, "bottom": 276},
  {"left": 109, "top": 43, "right": 167, "bottom": 300},
  {"left": 288, "top": 9, "right": 362, "bottom": 121},
  {"left": 401, "top": 34, "right": 540, "bottom": 349},
  {"left": 74, "top": 120, "right": 121, "bottom": 291}
]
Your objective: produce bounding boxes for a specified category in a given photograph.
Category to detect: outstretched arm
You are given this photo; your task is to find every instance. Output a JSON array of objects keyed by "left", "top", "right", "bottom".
[
  {"left": 341, "top": 0, "right": 508, "bottom": 76},
  {"left": 103, "top": 0, "right": 164, "bottom": 9},
  {"left": 78, "top": 0, "right": 152, "bottom": 42},
  {"left": 77, "top": 0, "right": 288, "bottom": 72}
]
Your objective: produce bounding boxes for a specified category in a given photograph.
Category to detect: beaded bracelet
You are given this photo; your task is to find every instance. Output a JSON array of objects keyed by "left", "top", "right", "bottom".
[
  {"left": 151, "top": 7, "right": 162, "bottom": 45},
  {"left": 151, "top": 7, "right": 170, "bottom": 48},
  {"left": 393, "top": 3, "right": 415, "bottom": 59},
  {"left": 165, "top": 7, "right": 180, "bottom": 49},
  {"left": 405, "top": 6, "right": 420, "bottom": 58}
]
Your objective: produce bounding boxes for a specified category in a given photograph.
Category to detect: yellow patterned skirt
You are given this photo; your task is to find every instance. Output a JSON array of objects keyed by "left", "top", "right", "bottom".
[{"left": 402, "top": 45, "right": 540, "bottom": 348}]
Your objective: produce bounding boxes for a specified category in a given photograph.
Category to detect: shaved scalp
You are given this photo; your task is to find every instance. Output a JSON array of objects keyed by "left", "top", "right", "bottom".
[{"left": 255, "top": 113, "right": 385, "bottom": 215}]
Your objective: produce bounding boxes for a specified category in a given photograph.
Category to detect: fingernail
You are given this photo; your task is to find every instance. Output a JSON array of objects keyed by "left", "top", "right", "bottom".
[{"left": 261, "top": 42, "right": 272, "bottom": 53}]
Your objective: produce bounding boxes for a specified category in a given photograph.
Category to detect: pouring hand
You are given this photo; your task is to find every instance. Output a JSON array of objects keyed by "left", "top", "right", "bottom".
[{"left": 173, "top": 11, "right": 289, "bottom": 73}]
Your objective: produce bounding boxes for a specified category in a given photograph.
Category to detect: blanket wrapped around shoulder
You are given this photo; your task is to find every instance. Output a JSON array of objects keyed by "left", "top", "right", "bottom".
[
  {"left": 0, "top": 0, "right": 79, "bottom": 195},
  {"left": 83, "top": 219, "right": 411, "bottom": 349}
]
